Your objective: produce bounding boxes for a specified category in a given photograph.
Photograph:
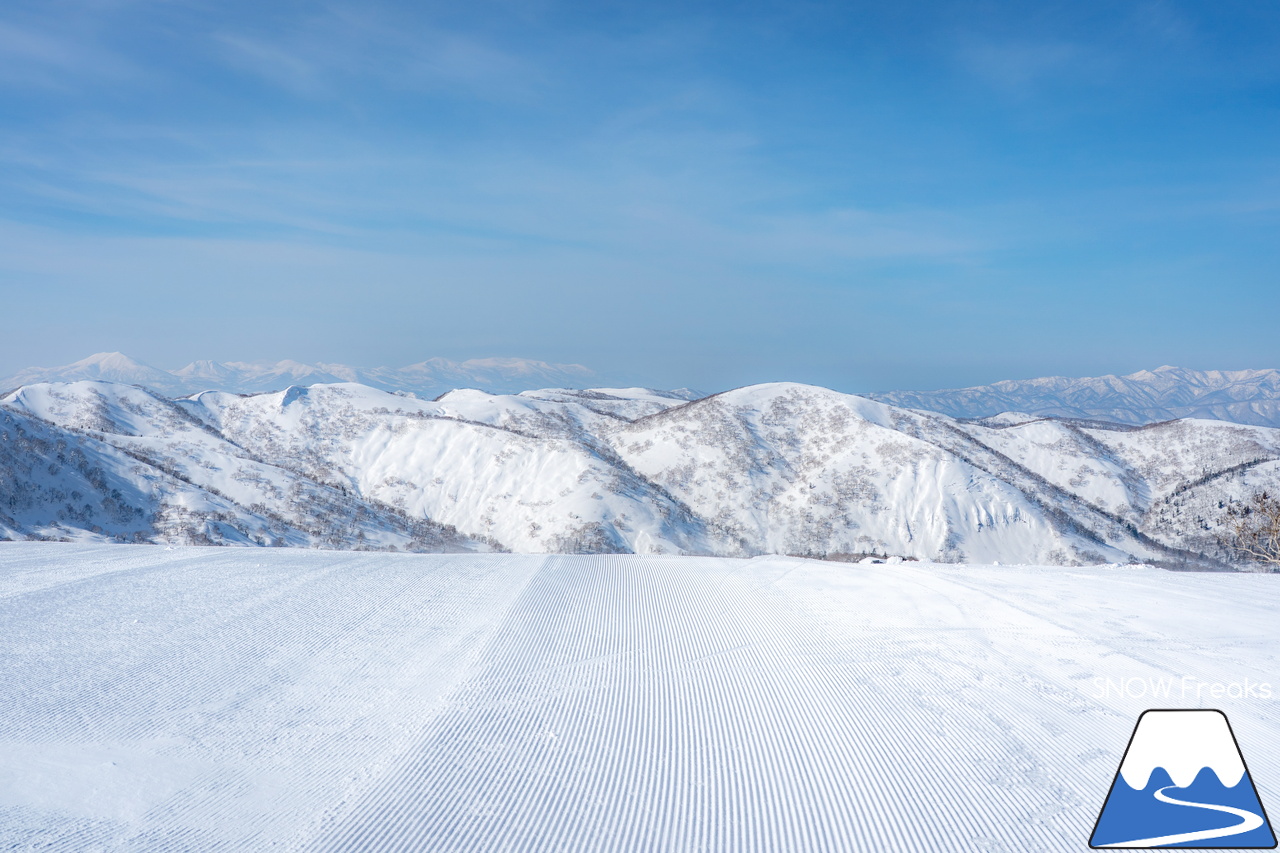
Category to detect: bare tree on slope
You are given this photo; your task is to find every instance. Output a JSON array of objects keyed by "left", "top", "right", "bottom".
[{"left": 1221, "top": 491, "right": 1280, "bottom": 570}]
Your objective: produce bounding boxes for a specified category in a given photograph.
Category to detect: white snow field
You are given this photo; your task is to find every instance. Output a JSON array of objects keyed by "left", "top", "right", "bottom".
[{"left": 1, "top": 544, "right": 1277, "bottom": 852}]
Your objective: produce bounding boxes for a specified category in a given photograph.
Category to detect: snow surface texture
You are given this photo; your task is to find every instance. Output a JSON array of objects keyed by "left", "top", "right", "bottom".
[
  {"left": 0, "top": 352, "right": 612, "bottom": 400},
  {"left": 3, "top": 380, "right": 1280, "bottom": 565},
  {"left": 871, "top": 365, "right": 1280, "bottom": 428},
  {"left": 1, "top": 544, "right": 1277, "bottom": 851}
]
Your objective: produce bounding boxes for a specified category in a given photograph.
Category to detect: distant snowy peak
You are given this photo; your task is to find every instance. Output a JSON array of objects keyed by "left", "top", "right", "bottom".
[
  {"left": 12, "top": 355, "right": 1280, "bottom": 430},
  {"left": 173, "top": 359, "right": 360, "bottom": 393},
  {"left": 870, "top": 366, "right": 1280, "bottom": 427},
  {"left": 2, "top": 352, "right": 603, "bottom": 398},
  {"left": 436, "top": 357, "right": 593, "bottom": 378},
  {"left": 175, "top": 356, "right": 600, "bottom": 397},
  {"left": 2, "top": 352, "right": 192, "bottom": 397}
]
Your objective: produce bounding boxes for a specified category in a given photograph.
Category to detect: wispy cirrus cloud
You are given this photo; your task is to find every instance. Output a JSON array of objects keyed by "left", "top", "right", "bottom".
[
  {"left": 213, "top": 4, "right": 544, "bottom": 102},
  {"left": 3, "top": 0, "right": 1280, "bottom": 390},
  {"left": 215, "top": 34, "right": 325, "bottom": 97},
  {"left": 954, "top": 37, "right": 1103, "bottom": 98},
  {"left": 0, "top": 18, "right": 137, "bottom": 89}
]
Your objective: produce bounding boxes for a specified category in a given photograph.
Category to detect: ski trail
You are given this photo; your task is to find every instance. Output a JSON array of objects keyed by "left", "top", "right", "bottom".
[
  {"left": 322, "top": 555, "right": 1090, "bottom": 852},
  {"left": 1097, "top": 785, "right": 1265, "bottom": 848},
  {"left": 321, "top": 554, "right": 871, "bottom": 851},
  {"left": 4, "top": 546, "right": 1279, "bottom": 852}
]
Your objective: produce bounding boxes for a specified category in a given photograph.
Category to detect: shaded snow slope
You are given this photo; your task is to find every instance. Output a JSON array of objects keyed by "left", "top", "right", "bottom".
[
  {"left": 0, "top": 382, "right": 483, "bottom": 552},
  {"left": 610, "top": 383, "right": 1114, "bottom": 564},
  {"left": 3, "top": 379, "right": 1279, "bottom": 564},
  {"left": 184, "top": 383, "right": 717, "bottom": 555},
  {"left": 2, "top": 544, "right": 1277, "bottom": 851}
]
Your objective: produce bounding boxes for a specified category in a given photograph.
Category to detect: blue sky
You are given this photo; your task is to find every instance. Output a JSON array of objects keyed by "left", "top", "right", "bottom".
[{"left": 1, "top": 0, "right": 1277, "bottom": 392}]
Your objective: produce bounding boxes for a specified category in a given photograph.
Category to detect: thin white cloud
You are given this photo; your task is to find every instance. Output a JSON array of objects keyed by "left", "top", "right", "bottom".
[
  {"left": 211, "top": 4, "right": 543, "bottom": 101},
  {"left": 216, "top": 34, "right": 326, "bottom": 96},
  {"left": 1130, "top": 0, "right": 1195, "bottom": 45},
  {"left": 956, "top": 38, "right": 1092, "bottom": 97},
  {"left": 735, "top": 207, "right": 983, "bottom": 263},
  {"left": 0, "top": 18, "right": 135, "bottom": 88}
]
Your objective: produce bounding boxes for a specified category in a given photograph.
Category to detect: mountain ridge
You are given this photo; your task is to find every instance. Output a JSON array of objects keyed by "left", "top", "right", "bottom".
[
  {"left": 7, "top": 356, "right": 1280, "bottom": 428},
  {"left": 3, "top": 377, "right": 1276, "bottom": 567},
  {"left": 870, "top": 365, "right": 1280, "bottom": 427},
  {"left": 1, "top": 352, "right": 602, "bottom": 400}
]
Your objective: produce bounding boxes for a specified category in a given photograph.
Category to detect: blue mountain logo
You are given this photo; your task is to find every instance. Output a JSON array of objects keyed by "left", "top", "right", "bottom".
[{"left": 1091, "top": 709, "right": 1276, "bottom": 848}]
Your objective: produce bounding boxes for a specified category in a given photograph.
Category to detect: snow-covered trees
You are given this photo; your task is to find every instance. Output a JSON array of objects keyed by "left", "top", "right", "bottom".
[{"left": 1221, "top": 491, "right": 1280, "bottom": 569}]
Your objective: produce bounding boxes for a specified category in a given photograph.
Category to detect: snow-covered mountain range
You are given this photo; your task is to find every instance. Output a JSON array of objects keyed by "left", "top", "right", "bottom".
[
  {"left": 0, "top": 352, "right": 603, "bottom": 399},
  {"left": 871, "top": 365, "right": 1280, "bottom": 427},
  {"left": 3, "top": 377, "right": 1277, "bottom": 566},
  {"left": 8, "top": 356, "right": 1280, "bottom": 429}
]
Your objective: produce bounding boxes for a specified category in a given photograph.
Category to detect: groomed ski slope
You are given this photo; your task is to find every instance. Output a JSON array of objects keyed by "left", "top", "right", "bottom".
[{"left": 1, "top": 544, "right": 1277, "bottom": 852}]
